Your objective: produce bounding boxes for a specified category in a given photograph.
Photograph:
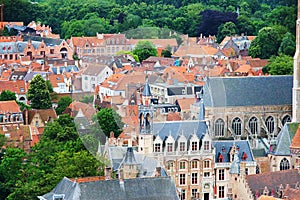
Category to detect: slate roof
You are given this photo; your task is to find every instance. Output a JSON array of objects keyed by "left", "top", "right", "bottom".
[
  {"left": 203, "top": 75, "right": 293, "bottom": 107},
  {"left": 23, "top": 35, "right": 63, "bottom": 46},
  {"left": 153, "top": 120, "right": 207, "bottom": 140},
  {"left": 142, "top": 81, "right": 152, "bottom": 96},
  {"left": 271, "top": 122, "right": 299, "bottom": 156},
  {"left": 82, "top": 64, "right": 108, "bottom": 76},
  {"left": 51, "top": 65, "right": 78, "bottom": 74},
  {"left": 246, "top": 169, "right": 300, "bottom": 198},
  {"left": 40, "top": 176, "right": 179, "bottom": 200},
  {"left": 24, "top": 71, "right": 50, "bottom": 82},
  {"left": 213, "top": 140, "right": 255, "bottom": 163}
]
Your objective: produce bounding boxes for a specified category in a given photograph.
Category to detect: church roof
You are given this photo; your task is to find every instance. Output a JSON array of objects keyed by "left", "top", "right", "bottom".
[
  {"left": 290, "top": 124, "right": 300, "bottom": 149},
  {"left": 203, "top": 75, "right": 292, "bottom": 107},
  {"left": 142, "top": 81, "right": 152, "bottom": 97}
]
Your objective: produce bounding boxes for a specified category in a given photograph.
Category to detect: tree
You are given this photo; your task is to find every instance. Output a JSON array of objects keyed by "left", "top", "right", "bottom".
[
  {"left": 161, "top": 49, "right": 172, "bottom": 57},
  {"left": 55, "top": 96, "right": 72, "bottom": 115},
  {"left": 132, "top": 40, "right": 158, "bottom": 61},
  {"left": 217, "top": 21, "right": 237, "bottom": 43},
  {"left": 248, "top": 27, "right": 282, "bottom": 59},
  {"left": 94, "top": 108, "right": 124, "bottom": 138},
  {"left": 264, "top": 54, "right": 293, "bottom": 75},
  {"left": 0, "top": 90, "right": 16, "bottom": 101},
  {"left": 278, "top": 32, "right": 296, "bottom": 56},
  {"left": 27, "top": 74, "right": 52, "bottom": 109}
]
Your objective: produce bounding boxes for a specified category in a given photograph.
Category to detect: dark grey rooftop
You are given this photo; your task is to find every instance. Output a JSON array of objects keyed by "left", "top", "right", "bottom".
[
  {"left": 142, "top": 82, "right": 152, "bottom": 96},
  {"left": 40, "top": 176, "right": 179, "bottom": 200},
  {"left": 203, "top": 75, "right": 293, "bottom": 107},
  {"left": 23, "top": 35, "right": 64, "bottom": 46}
]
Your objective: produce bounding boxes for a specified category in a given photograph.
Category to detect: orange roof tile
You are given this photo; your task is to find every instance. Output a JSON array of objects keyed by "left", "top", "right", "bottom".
[
  {"left": 291, "top": 124, "right": 300, "bottom": 149},
  {"left": 68, "top": 101, "right": 96, "bottom": 121},
  {"left": 167, "top": 112, "right": 181, "bottom": 121},
  {"left": 0, "top": 80, "right": 28, "bottom": 94},
  {"left": 69, "top": 176, "right": 105, "bottom": 183},
  {"left": 48, "top": 74, "right": 65, "bottom": 87},
  {"left": 176, "top": 98, "right": 195, "bottom": 111},
  {"left": 0, "top": 100, "right": 21, "bottom": 113},
  {"left": 257, "top": 195, "right": 280, "bottom": 200}
]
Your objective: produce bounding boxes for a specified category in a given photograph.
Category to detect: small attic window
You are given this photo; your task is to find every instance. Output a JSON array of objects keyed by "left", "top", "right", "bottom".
[{"left": 20, "top": 87, "right": 24, "bottom": 92}]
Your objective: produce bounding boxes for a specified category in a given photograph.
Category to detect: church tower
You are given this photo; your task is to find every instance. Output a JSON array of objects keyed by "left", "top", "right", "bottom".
[
  {"left": 293, "top": 0, "right": 300, "bottom": 122},
  {"left": 138, "top": 79, "right": 154, "bottom": 155}
]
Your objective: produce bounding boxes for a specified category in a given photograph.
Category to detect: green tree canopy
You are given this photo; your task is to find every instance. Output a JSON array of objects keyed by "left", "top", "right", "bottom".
[
  {"left": 217, "top": 21, "right": 237, "bottom": 43},
  {"left": 278, "top": 32, "right": 296, "bottom": 56},
  {"left": 94, "top": 108, "right": 124, "bottom": 138},
  {"left": 0, "top": 90, "right": 16, "bottom": 101},
  {"left": 27, "top": 74, "right": 52, "bottom": 109},
  {"left": 132, "top": 40, "right": 158, "bottom": 61},
  {"left": 55, "top": 96, "right": 72, "bottom": 115},
  {"left": 264, "top": 54, "right": 293, "bottom": 75}
]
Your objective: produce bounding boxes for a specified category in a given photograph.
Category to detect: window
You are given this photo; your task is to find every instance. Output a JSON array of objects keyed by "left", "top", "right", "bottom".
[
  {"left": 179, "top": 174, "right": 186, "bottom": 185},
  {"left": 282, "top": 115, "right": 291, "bottom": 126},
  {"left": 204, "top": 160, "right": 210, "bottom": 168},
  {"left": 232, "top": 117, "right": 242, "bottom": 136},
  {"left": 191, "top": 160, "right": 198, "bottom": 169},
  {"left": 204, "top": 141, "right": 210, "bottom": 151},
  {"left": 167, "top": 161, "right": 174, "bottom": 170},
  {"left": 215, "top": 118, "right": 225, "bottom": 137},
  {"left": 167, "top": 143, "right": 173, "bottom": 152},
  {"left": 191, "top": 141, "right": 198, "bottom": 151},
  {"left": 180, "top": 189, "right": 186, "bottom": 200},
  {"left": 179, "top": 142, "right": 185, "bottom": 151},
  {"left": 219, "top": 186, "right": 225, "bottom": 198},
  {"left": 266, "top": 116, "right": 275, "bottom": 133},
  {"left": 182, "top": 89, "right": 186, "bottom": 94},
  {"left": 191, "top": 173, "right": 198, "bottom": 184},
  {"left": 204, "top": 172, "right": 210, "bottom": 177},
  {"left": 218, "top": 169, "right": 225, "bottom": 180},
  {"left": 256, "top": 165, "right": 260, "bottom": 174},
  {"left": 249, "top": 117, "right": 258, "bottom": 135},
  {"left": 191, "top": 189, "right": 198, "bottom": 198},
  {"left": 53, "top": 194, "right": 65, "bottom": 200},
  {"left": 245, "top": 168, "right": 249, "bottom": 175},
  {"left": 154, "top": 143, "right": 161, "bottom": 152},
  {"left": 50, "top": 49, "right": 54, "bottom": 54},
  {"left": 179, "top": 161, "right": 186, "bottom": 170},
  {"left": 280, "top": 158, "right": 290, "bottom": 171}
]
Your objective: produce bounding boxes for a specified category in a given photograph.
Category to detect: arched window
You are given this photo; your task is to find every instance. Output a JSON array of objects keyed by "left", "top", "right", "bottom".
[
  {"left": 249, "top": 117, "right": 258, "bottom": 135},
  {"left": 280, "top": 158, "right": 290, "bottom": 171},
  {"left": 232, "top": 117, "right": 242, "bottom": 136},
  {"left": 282, "top": 115, "right": 291, "bottom": 126},
  {"left": 266, "top": 116, "right": 275, "bottom": 133},
  {"left": 215, "top": 118, "right": 225, "bottom": 137}
]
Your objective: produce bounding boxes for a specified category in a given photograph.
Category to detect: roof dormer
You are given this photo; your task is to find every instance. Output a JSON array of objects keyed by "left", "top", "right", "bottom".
[{"left": 165, "top": 134, "right": 175, "bottom": 153}]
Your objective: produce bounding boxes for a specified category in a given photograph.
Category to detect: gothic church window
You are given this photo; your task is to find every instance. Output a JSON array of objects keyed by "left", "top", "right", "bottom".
[
  {"left": 232, "top": 117, "right": 242, "bottom": 136},
  {"left": 266, "top": 116, "right": 275, "bottom": 133},
  {"left": 282, "top": 115, "right": 291, "bottom": 126},
  {"left": 280, "top": 158, "right": 290, "bottom": 171},
  {"left": 249, "top": 117, "right": 258, "bottom": 135},
  {"left": 215, "top": 118, "right": 225, "bottom": 137}
]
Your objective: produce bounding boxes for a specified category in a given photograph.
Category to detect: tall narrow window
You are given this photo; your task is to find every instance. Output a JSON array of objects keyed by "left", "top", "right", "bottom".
[
  {"left": 191, "top": 160, "right": 198, "bottom": 169},
  {"left": 249, "top": 117, "right": 258, "bottom": 135},
  {"left": 204, "top": 160, "right": 210, "bottom": 168},
  {"left": 215, "top": 118, "right": 225, "bottom": 137},
  {"left": 266, "top": 116, "right": 275, "bottom": 133},
  {"left": 180, "top": 189, "right": 186, "bottom": 200},
  {"left": 167, "top": 143, "right": 173, "bottom": 152},
  {"left": 154, "top": 143, "right": 161, "bottom": 152},
  {"left": 232, "top": 117, "right": 242, "bottom": 136},
  {"left": 191, "top": 141, "right": 198, "bottom": 151},
  {"left": 204, "top": 141, "right": 210, "bottom": 151},
  {"left": 218, "top": 169, "right": 225, "bottom": 180},
  {"left": 179, "top": 174, "right": 186, "bottom": 185},
  {"left": 191, "top": 189, "right": 198, "bottom": 198},
  {"left": 180, "top": 142, "right": 185, "bottom": 151},
  {"left": 191, "top": 173, "right": 198, "bottom": 184},
  {"left": 219, "top": 186, "right": 225, "bottom": 198},
  {"left": 179, "top": 161, "right": 186, "bottom": 170}
]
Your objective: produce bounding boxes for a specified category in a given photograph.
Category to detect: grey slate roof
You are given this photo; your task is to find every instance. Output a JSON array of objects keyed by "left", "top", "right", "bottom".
[
  {"left": 213, "top": 140, "right": 254, "bottom": 163},
  {"left": 271, "top": 122, "right": 299, "bottom": 156},
  {"left": 82, "top": 64, "right": 108, "bottom": 76},
  {"left": 40, "top": 176, "right": 179, "bottom": 200},
  {"left": 52, "top": 65, "right": 79, "bottom": 74},
  {"left": 203, "top": 75, "right": 293, "bottom": 107},
  {"left": 23, "top": 35, "right": 64, "bottom": 46},
  {"left": 142, "top": 81, "right": 152, "bottom": 96},
  {"left": 153, "top": 120, "right": 207, "bottom": 140},
  {"left": 24, "top": 71, "right": 50, "bottom": 82}
]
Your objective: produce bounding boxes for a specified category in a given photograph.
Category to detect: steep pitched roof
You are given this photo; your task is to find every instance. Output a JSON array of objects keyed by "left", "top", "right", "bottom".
[
  {"left": 0, "top": 100, "right": 21, "bottom": 113},
  {"left": 204, "top": 75, "right": 292, "bottom": 107},
  {"left": 26, "top": 109, "right": 57, "bottom": 125},
  {"left": 40, "top": 176, "right": 179, "bottom": 200},
  {"left": 290, "top": 124, "right": 300, "bottom": 149},
  {"left": 176, "top": 98, "right": 195, "bottom": 111},
  {"left": 0, "top": 80, "right": 28, "bottom": 95}
]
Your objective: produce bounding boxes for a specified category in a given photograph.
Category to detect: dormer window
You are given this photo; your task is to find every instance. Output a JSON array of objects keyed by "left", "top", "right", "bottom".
[
  {"left": 242, "top": 152, "right": 247, "bottom": 161},
  {"left": 154, "top": 143, "right": 161, "bottom": 152},
  {"left": 204, "top": 141, "right": 210, "bottom": 151},
  {"left": 179, "top": 142, "right": 186, "bottom": 151},
  {"left": 167, "top": 143, "right": 173, "bottom": 152},
  {"left": 191, "top": 141, "right": 197, "bottom": 151},
  {"left": 218, "top": 153, "right": 224, "bottom": 162}
]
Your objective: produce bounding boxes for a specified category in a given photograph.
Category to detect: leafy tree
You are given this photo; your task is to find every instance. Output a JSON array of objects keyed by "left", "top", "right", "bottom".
[
  {"left": 94, "top": 108, "right": 124, "bottom": 138},
  {"left": 0, "top": 90, "right": 16, "bottom": 101},
  {"left": 80, "top": 95, "right": 94, "bottom": 104},
  {"left": 132, "top": 40, "right": 158, "bottom": 61},
  {"left": 264, "top": 54, "right": 293, "bottom": 75},
  {"left": 217, "top": 21, "right": 237, "bottom": 43},
  {"left": 45, "top": 80, "right": 54, "bottom": 93},
  {"left": 55, "top": 96, "right": 72, "bottom": 115},
  {"left": 116, "top": 50, "right": 139, "bottom": 62},
  {"left": 161, "top": 49, "right": 172, "bottom": 57},
  {"left": 27, "top": 74, "right": 52, "bottom": 109},
  {"left": 278, "top": 32, "right": 296, "bottom": 56},
  {"left": 248, "top": 27, "right": 282, "bottom": 59}
]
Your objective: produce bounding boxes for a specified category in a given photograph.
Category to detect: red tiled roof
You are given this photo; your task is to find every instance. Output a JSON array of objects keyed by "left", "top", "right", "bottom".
[
  {"left": 176, "top": 98, "right": 195, "bottom": 111},
  {"left": 25, "top": 109, "right": 57, "bottom": 125},
  {"left": 48, "top": 74, "right": 65, "bottom": 87},
  {"left": 0, "top": 100, "right": 20, "bottom": 113},
  {"left": 291, "top": 124, "right": 300, "bottom": 149},
  {"left": 167, "top": 112, "right": 182, "bottom": 121},
  {"left": 69, "top": 176, "right": 105, "bottom": 183},
  {"left": 68, "top": 101, "right": 96, "bottom": 121},
  {"left": 0, "top": 80, "right": 28, "bottom": 94}
]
